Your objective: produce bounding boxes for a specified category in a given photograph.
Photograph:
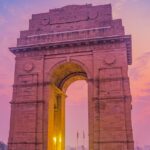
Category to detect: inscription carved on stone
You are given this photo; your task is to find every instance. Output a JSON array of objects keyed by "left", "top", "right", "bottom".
[
  {"left": 99, "top": 80, "right": 123, "bottom": 98},
  {"left": 16, "top": 74, "right": 38, "bottom": 101},
  {"left": 18, "top": 74, "right": 38, "bottom": 84},
  {"left": 17, "top": 86, "right": 36, "bottom": 100},
  {"left": 99, "top": 68, "right": 122, "bottom": 79}
]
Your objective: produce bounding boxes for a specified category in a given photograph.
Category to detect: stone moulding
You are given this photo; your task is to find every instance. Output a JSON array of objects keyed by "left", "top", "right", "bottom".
[{"left": 10, "top": 35, "right": 132, "bottom": 65}]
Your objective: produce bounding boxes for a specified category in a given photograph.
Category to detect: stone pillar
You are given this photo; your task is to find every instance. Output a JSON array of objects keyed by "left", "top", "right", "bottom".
[
  {"left": 97, "top": 67, "right": 134, "bottom": 150},
  {"left": 8, "top": 75, "right": 43, "bottom": 150},
  {"left": 87, "top": 79, "right": 94, "bottom": 150},
  {"left": 47, "top": 85, "right": 66, "bottom": 150}
]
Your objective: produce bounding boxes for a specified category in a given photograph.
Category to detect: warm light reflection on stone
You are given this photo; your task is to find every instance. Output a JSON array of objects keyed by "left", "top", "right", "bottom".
[{"left": 48, "top": 62, "right": 87, "bottom": 150}]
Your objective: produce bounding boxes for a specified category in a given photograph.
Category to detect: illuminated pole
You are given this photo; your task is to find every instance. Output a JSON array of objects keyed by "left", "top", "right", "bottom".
[
  {"left": 59, "top": 135, "right": 62, "bottom": 150},
  {"left": 53, "top": 137, "right": 57, "bottom": 150}
]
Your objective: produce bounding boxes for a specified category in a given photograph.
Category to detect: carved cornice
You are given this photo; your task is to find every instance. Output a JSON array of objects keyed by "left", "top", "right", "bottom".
[
  {"left": 93, "top": 140, "right": 134, "bottom": 143},
  {"left": 92, "top": 95, "right": 132, "bottom": 101},
  {"left": 13, "top": 81, "right": 51, "bottom": 88},
  {"left": 99, "top": 77, "right": 129, "bottom": 82},
  {"left": 8, "top": 142, "right": 43, "bottom": 144},
  {"left": 10, "top": 100, "right": 44, "bottom": 104},
  {"left": 9, "top": 35, "right": 132, "bottom": 65}
]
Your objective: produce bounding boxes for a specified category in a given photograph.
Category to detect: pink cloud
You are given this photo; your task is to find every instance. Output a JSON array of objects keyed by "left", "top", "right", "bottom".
[
  {"left": 129, "top": 53, "right": 150, "bottom": 146},
  {"left": 129, "top": 52, "right": 150, "bottom": 99},
  {"left": 0, "top": 15, "right": 6, "bottom": 25}
]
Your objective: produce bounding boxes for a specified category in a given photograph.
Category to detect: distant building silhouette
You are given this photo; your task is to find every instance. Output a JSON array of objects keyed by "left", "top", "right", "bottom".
[
  {"left": 134, "top": 145, "right": 150, "bottom": 150},
  {"left": 144, "top": 145, "right": 150, "bottom": 150},
  {"left": 0, "top": 142, "right": 7, "bottom": 150},
  {"left": 66, "top": 145, "right": 88, "bottom": 150},
  {"left": 66, "top": 146, "right": 76, "bottom": 150},
  {"left": 135, "top": 146, "right": 143, "bottom": 150}
]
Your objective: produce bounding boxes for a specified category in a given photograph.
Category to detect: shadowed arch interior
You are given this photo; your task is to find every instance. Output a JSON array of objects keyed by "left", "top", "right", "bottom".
[{"left": 51, "top": 62, "right": 87, "bottom": 92}]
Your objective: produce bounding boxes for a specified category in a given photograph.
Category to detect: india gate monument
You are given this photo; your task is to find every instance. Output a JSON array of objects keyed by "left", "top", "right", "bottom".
[{"left": 8, "top": 4, "right": 134, "bottom": 150}]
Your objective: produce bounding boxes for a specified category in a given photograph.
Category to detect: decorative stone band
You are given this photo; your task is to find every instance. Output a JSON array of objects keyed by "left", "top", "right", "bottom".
[
  {"left": 17, "top": 26, "right": 116, "bottom": 46},
  {"left": 13, "top": 81, "right": 51, "bottom": 87},
  {"left": 92, "top": 95, "right": 132, "bottom": 100},
  {"left": 27, "top": 26, "right": 111, "bottom": 38},
  {"left": 10, "top": 35, "right": 132, "bottom": 65},
  {"left": 87, "top": 77, "right": 130, "bottom": 83},
  {"left": 8, "top": 142, "right": 43, "bottom": 145},
  {"left": 99, "top": 77, "right": 130, "bottom": 82},
  {"left": 10, "top": 100, "right": 44, "bottom": 104},
  {"left": 93, "top": 140, "right": 134, "bottom": 143},
  {"left": 12, "top": 77, "right": 129, "bottom": 88}
]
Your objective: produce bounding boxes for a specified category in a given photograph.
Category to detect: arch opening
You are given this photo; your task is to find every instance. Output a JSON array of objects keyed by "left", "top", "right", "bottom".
[
  {"left": 65, "top": 80, "right": 88, "bottom": 150},
  {"left": 48, "top": 62, "right": 89, "bottom": 150}
]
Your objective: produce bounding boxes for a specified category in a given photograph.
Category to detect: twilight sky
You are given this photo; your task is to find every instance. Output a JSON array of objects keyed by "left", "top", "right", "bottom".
[{"left": 0, "top": 0, "right": 150, "bottom": 147}]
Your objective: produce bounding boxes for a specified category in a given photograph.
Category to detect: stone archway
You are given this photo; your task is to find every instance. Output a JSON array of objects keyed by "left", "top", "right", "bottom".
[
  {"left": 47, "top": 62, "right": 88, "bottom": 150},
  {"left": 8, "top": 4, "right": 134, "bottom": 150}
]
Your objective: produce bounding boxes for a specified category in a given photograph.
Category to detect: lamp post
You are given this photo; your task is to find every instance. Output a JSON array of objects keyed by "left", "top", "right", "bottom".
[
  {"left": 53, "top": 136, "right": 62, "bottom": 150},
  {"left": 53, "top": 137, "right": 57, "bottom": 150}
]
